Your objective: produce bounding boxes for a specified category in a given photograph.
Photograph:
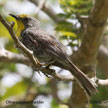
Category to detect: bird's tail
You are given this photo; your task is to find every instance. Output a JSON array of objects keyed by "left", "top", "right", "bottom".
[{"left": 66, "top": 59, "right": 97, "bottom": 97}]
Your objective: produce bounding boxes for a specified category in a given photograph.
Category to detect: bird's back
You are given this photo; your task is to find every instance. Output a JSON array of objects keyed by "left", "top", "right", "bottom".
[{"left": 21, "top": 27, "right": 68, "bottom": 63}]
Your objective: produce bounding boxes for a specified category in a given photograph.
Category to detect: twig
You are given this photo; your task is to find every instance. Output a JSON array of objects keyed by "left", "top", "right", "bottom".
[
  {"left": 29, "top": 0, "right": 62, "bottom": 23},
  {"left": 97, "top": 79, "right": 108, "bottom": 86},
  {"left": 0, "top": 48, "right": 30, "bottom": 65},
  {"left": 35, "top": 0, "right": 46, "bottom": 14},
  {"left": 0, "top": 47, "right": 74, "bottom": 81},
  {"left": 91, "top": 77, "right": 108, "bottom": 86}
]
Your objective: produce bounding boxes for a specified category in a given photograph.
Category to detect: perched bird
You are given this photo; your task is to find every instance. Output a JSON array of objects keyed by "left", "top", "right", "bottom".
[{"left": 9, "top": 14, "right": 97, "bottom": 97}]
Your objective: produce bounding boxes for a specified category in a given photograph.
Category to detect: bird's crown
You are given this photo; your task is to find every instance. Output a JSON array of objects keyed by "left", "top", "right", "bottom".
[
  {"left": 17, "top": 14, "right": 29, "bottom": 18},
  {"left": 9, "top": 13, "right": 30, "bottom": 19}
]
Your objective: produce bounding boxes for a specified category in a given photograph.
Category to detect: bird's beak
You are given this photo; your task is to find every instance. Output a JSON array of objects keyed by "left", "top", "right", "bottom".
[{"left": 9, "top": 14, "right": 19, "bottom": 19}]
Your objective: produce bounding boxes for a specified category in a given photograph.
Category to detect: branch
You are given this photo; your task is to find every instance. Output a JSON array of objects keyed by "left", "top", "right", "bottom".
[
  {"left": 0, "top": 49, "right": 74, "bottom": 81},
  {"left": 29, "top": 0, "right": 62, "bottom": 23},
  {"left": 0, "top": 49, "right": 73, "bottom": 82},
  {"left": 79, "top": 0, "right": 108, "bottom": 64},
  {"left": 35, "top": 0, "right": 46, "bottom": 15},
  {"left": 0, "top": 47, "right": 108, "bottom": 86},
  {"left": 97, "top": 45, "right": 108, "bottom": 68},
  {"left": 97, "top": 79, "right": 108, "bottom": 86},
  {"left": 68, "top": 1, "right": 108, "bottom": 107},
  {"left": 0, "top": 48, "right": 30, "bottom": 65}
]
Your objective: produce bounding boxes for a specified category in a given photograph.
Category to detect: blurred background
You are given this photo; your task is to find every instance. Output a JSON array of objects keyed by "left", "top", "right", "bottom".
[{"left": 0, "top": 0, "right": 108, "bottom": 108}]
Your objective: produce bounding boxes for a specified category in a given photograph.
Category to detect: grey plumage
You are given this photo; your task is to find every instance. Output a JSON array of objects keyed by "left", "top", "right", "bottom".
[{"left": 10, "top": 14, "right": 97, "bottom": 97}]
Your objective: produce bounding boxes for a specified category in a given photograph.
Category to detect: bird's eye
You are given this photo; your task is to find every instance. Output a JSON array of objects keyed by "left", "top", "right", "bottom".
[
  {"left": 23, "top": 17, "right": 29, "bottom": 22},
  {"left": 25, "top": 17, "right": 28, "bottom": 20}
]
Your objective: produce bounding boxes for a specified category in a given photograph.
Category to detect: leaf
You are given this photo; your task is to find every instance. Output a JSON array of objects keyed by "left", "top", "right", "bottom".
[
  {"left": 51, "top": 99, "right": 59, "bottom": 108},
  {"left": 60, "top": 35, "right": 69, "bottom": 40},
  {"left": 0, "top": 63, "right": 16, "bottom": 72},
  {"left": 59, "top": 0, "right": 92, "bottom": 15},
  {"left": 0, "top": 16, "right": 17, "bottom": 40},
  {"left": 1, "top": 80, "right": 28, "bottom": 101},
  {"left": 55, "top": 21, "right": 77, "bottom": 33},
  {"left": 57, "top": 13, "right": 72, "bottom": 19},
  {"left": 5, "top": 40, "right": 18, "bottom": 53},
  {"left": 89, "top": 104, "right": 92, "bottom": 108},
  {"left": 60, "top": 31, "right": 77, "bottom": 37},
  {"left": 68, "top": 42, "right": 78, "bottom": 47},
  {"left": 59, "top": 104, "right": 69, "bottom": 108}
]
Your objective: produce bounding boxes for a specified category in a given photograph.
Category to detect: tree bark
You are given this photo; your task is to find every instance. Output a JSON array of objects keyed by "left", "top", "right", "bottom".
[{"left": 68, "top": 0, "right": 108, "bottom": 108}]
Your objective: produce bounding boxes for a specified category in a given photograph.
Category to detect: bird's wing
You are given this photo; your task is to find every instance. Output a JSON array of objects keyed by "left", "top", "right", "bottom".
[{"left": 22, "top": 28, "right": 68, "bottom": 60}]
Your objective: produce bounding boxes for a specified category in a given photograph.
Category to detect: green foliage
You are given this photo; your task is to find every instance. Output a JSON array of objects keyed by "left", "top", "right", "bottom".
[
  {"left": 0, "top": 63, "right": 16, "bottom": 72},
  {"left": 55, "top": 21, "right": 76, "bottom": 32},
  {"left": 0, "top": 21, "right": 11, "bottom": 39},
  {"left": 1, "top": 80, "right": 28, "bottom": 101},
  {"left": 91, "top": 69, "right": 108, "bottom": 108},
  {"left": 37, "top": 81, "right": 52, "bottom": 93},
  {"left": 91, "top": 86, "right": 108, "bottom": 108},
  {"left": 56, "top": 0, "right": 93, "bottom": 47},
  {"left": 59, "top": 0, "right": 92, "bottom": 15},
  {"left": 0, "top": 15, "right": 18, "bottom": 52},
  {"left": 55, "top": 20, "right": 78, "bottom": 47},
  {"left": 89, "top": 104, "right": 92, "bottom": 108},
  {"left": 5, "top": 40, "right": 18, "bottom": 53},
  {"left": 0, "top": 16, "right": 17, "bottom": 40},
  {"left": 51, "top": 99, "right": 59, "bottom": 108}
]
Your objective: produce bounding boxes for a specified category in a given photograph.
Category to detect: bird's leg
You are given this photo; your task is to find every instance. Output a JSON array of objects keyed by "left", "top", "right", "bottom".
[
  {"left": 44, "top": 60, "right": 55, "bottom": 68},
  {"left": 42, "top": 60, "right": 55, "bottom": 78},
  {"left": 35, "top": 58, "right": 43, "bottom": 68}
]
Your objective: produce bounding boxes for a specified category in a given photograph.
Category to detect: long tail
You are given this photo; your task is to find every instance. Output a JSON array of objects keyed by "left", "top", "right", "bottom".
[{"left": 66, "top": 59, "right": 97, "bottom": 97}]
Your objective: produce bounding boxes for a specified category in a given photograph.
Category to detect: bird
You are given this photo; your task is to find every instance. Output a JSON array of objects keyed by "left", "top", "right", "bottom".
[{"left": 9, "top": 14, "right": 97, "bottom": 97}]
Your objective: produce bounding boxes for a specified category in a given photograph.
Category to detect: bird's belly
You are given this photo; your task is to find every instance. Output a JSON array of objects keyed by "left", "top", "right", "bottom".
[
  {"left": 21, "top": 39, "right": 52, "bottom": 63},
  {"left": 33, "top": 50, "right": 52, "bottom": 63},
  {"left": 20, "top": 35, "right": 53, "bottom": 63}
]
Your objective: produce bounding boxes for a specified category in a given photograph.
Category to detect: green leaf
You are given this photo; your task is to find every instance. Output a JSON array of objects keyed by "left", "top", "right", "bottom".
[
  {"left": 0, "top": 63, "right": 16, "bottom": 72},
  {"left": 5, "top": 40, "right": 18, "bottom": 53},
  {"left": 59, "top": 0, "right": 92, "bottom": 15},
  {"left": 57, "top": 13, "right": 72, "bottom": 19},
  {"left": 60, "top": 31, "right": 77, "bottom": 37},
  {"left": 51, "top": 99, "right": 59, "bottom": 108},
  {"left": 68, "top": 42, "right": 78, "bottom": 47},
  {"left": 1, "top": 80, "right": 28, "bottom": 101},
  {"left": 0, "top": 16, "right": 17, "bottom": 40},
  {"left": 55, "top": 21, "right": 77, "bottom": 33},
  {"left": 89, "top": 104, "right": 92, "bottom": 108}
]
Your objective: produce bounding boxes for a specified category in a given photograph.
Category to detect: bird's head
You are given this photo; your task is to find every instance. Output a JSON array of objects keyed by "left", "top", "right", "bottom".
[
  {"left": 9, "top": 14, "right": 40, "bottom": 36},
  {"left": 9, "top": 14, "right": 40, "bottom": 28}
]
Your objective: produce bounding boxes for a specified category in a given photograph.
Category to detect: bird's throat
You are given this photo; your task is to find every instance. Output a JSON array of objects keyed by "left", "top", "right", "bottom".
[{"left": 16, "top": 20, "right": 24, "bottom": 37}]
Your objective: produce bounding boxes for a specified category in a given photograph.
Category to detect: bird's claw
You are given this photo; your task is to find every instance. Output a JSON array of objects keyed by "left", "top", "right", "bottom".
[{"left": 44, "top": 73, "right": 52, "bottom": 78}]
